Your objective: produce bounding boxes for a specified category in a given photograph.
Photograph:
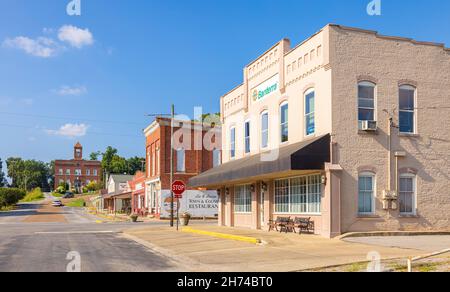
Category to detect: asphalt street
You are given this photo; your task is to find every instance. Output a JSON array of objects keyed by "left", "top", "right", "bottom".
[{"left": 0, "top": 196, "right": 197, "bottom": 272}]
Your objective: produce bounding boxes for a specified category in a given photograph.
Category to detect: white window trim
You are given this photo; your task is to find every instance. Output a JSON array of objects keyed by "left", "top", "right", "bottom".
[
  {"left": 358, "top": 172, "right": 376, "bottom": 215},
  {"left": 358, "top": 81, "right": 377, "bottom": 130},
  {"left": 244, "top": 119, "right": 251, "bottom": 154},
  {"left": 260, "top": 111, "right": 269, "bottom": 149},
  {"left": 399, "top": 173, "right": 417, "bottom": 215},
  {"left": 399, "top": 84, "right": 417, "bottom": 135},
  {"left": 230, "top": 127, "right": 236, "bottom": 159},
  {"left": 234, "top": 184, "right": 252, "bottom": 214},
  {"left": 280, "top": 101, "right": 289, "bottom": 145},
  {"left": 304, "top": 88, "right": 316, "bottom": 137}
]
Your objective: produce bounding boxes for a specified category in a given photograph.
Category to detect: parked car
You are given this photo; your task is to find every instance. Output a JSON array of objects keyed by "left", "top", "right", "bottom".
[
  {"left": 63, "top": 192, "right": 74, "bottom": 199},
  {"left": 52, "top": 200, "right": 63, "bottom": 207}
]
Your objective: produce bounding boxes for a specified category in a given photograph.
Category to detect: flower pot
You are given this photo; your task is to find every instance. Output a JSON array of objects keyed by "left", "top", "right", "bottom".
[
  {"left": 130, "top": 215, "right": 138, "bottom": 223},
  {"left": 181, "top": 216, "right": 190, "bottom": 226}
]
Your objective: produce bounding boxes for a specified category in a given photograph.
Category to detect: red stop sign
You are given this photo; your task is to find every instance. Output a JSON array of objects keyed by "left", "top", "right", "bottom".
[{"left": 172, "top": 180, "right": 186, "bottom": 196}]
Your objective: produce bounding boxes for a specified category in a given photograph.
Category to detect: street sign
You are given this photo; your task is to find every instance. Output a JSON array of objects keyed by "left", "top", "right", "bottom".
[{"left": 172, "top": 180, "right": 186, "bottom": 196}]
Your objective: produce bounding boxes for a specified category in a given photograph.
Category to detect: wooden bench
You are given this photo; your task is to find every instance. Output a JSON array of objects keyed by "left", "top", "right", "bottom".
[{"left": 290, "top": 217, "right": 315, "bottom": 234}]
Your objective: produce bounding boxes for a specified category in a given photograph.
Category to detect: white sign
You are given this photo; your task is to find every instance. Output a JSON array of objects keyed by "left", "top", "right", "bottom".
[
  {"left": 160, "top": 190, "right": 219, "bottom": 218},
  {"left": 118, "top": 183, "right": 128, "bottom": 192},
  {"left": 251, "top": 74, "right": 279, "bottom": 102}
]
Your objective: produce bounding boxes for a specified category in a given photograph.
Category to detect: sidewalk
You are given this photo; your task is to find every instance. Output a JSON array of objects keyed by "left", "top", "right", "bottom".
[{"left": 124, "top": 225, "right": 424, "bottom": 272}]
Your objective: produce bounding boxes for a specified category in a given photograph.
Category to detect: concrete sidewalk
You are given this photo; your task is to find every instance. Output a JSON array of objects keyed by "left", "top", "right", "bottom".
[{"left": 124, "top": 225, "right": 424, "bottom": 272}]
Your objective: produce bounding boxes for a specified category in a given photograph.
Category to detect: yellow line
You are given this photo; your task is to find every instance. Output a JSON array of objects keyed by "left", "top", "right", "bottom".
[{"left": 182, "top": 227, "right": 261, "bottom": 244}]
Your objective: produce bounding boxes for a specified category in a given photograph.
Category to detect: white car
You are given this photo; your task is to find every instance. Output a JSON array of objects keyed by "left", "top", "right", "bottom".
[{"left": 52, "top": 200, "right": 63, "bottom": 207}]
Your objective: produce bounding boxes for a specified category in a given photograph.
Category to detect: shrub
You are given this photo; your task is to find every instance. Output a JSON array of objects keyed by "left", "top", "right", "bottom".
[
  {"left": 21, "top": 187, "right": 45, "bottom": 202},
  {"left": 86, "top": 181, "right": 102, "bottom": 192},
  {"left": 0, "top": 188, "right": 26, "bottom": 207}
]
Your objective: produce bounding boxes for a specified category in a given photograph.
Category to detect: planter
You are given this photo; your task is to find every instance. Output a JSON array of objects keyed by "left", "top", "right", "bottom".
[
  {"left": 130, "top": 215, "right": 139, "bottom": 223},
  {"left": 181, "top": 214, "right": 191, "bottom": 226}
]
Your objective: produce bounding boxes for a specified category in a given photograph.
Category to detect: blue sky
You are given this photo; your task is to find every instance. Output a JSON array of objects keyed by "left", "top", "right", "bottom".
[{"left": 1, "top": 0, "right": 449, "bottom": 169}]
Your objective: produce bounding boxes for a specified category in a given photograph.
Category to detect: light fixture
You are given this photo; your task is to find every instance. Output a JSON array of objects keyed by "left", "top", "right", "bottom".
[
  {"left": 321, "top": 175, "right": 327, "bottom": 185},
  {"left": 225, "top": 188, "right": 230, "bottom": 195},
  {"left": 250, "top": 184, "right": 256, "bottom": 193},
  {"left": 261, "top": 182, "right": 268, "bottom": 191}
]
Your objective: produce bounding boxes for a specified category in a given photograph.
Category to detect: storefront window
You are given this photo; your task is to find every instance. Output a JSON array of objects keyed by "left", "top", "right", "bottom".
[
  {"left": 234, "top": 185, "right": 252, "bottom": 213},
  {"left": 274, "top": 175, "right": 321, "bottom": 214}
]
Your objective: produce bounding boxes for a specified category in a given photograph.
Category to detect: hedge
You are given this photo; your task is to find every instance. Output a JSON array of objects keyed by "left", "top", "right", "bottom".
[{"left": 0, "top": 188, "right": 26, "bottom": 207}]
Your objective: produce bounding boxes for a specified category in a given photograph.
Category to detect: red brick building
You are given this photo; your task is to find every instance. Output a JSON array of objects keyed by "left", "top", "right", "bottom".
[
  {"left": 131, "top": 117, "right": 221, "bottom": 218},
  {"left": 54, "top": 142, "right": 102, "bottom": 192}
]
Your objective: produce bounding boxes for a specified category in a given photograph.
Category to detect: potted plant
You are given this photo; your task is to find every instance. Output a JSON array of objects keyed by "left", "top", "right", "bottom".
[
  {"left": 181, "top": 212, "right": 191, "bottom": 226},
  {"left": 130, "top": 213, "right": 139, "bottom": 223}
]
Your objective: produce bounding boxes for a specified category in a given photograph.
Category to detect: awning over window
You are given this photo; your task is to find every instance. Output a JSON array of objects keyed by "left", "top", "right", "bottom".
[
  {"left": 103, "top": 191, "right": 132, "bottom": 200},
  {"left": 189, "top": 134, "right": 330, "bottom": 188}
]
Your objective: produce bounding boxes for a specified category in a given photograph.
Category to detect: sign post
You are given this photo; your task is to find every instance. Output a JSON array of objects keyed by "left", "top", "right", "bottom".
[{"left": 171, "top": 180, "right": 186, "bottom": 231}]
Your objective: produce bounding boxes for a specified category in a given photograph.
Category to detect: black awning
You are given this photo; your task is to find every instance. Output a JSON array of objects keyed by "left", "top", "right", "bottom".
[{"left": 189, "top": 134, "right": 330, "bottom": 188}]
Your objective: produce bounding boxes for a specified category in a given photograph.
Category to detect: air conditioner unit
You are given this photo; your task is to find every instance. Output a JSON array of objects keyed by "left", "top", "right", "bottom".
[{"left": 361, "top": 120, "right": 377, "bottom": 131}]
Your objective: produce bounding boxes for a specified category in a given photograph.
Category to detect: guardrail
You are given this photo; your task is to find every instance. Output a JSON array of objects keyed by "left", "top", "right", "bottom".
[{"left": 407, "top": 248, "right": 450, "bottom": 272}]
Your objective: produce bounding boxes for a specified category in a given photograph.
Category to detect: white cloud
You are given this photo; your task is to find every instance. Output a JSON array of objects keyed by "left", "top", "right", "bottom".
[
  {"left": 2, "top": 36, "right": 57, "bottom": 58},
  {"left": 58, "top": 25, "right": 94, "bottom": 48},
  {"left": 54, "top": 85, "right": 87, "bottom": 96},
  {"left": 46, "top": 123, "right": 89, "bottom": 138}
]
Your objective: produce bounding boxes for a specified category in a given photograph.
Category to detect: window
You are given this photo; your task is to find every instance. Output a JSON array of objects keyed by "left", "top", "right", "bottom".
[
  {"left": 244, "top": 121, "right": 251, "bottom": 154},
  {"left": 66, "top": 169, "right": 70, "bottom": 175},
  {"left": 176, "top": 148, "right": 185, "bottom": 172},
  {"left": 213, "top": 149, "right": 221, "bottom": 168},
  {"left": 58, "top": 169, "right": 63, "bottom": 175},
  {"left": 261, "top": 112, "right": 269, "bottom": 148},
  {"left": 86, "top": 169, "right": 90, "bottom": 176},
  {"left": 75, "top": 169, "right": 81, "bottom": 176},
  {"left": 230, "top": 127, "right": 236, "bottom": 159},
  {"left": 399, "top": 85, "right": 416, "bottom": 134},
  {"left": 280, "top": 102, "right": 289, "bottom": 143},
  {"left": 358, "top": 82, "right": 376, "bottom": 126},
  {"left": 399, "top": 174, "right": 416, "bottom": 215},
  {"left": 358, "top": 173, "right": 375, "bottom": 214},
  {"left": 234, "top": 185, "right": 252, "bottom": 213},
  {"left": 305, "top": 89, "right": 315, "bottom": 136},
  {"left": 274, "top": 175, "right": 321, "bottom": 214},
  {"left": 93, "top": 169, "right": 98, "bottom": 176}
]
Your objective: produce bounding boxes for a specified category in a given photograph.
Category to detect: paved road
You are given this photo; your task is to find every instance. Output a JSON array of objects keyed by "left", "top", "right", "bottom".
[
  {"left": 0, "top": 199, "right": 213, "bottom": 272},
  {"left": 344, "top": 236, "right": 450, "bottom": 252}
]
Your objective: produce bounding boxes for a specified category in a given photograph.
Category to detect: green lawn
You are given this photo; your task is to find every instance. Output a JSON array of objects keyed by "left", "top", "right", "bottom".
[
  {"left": 66, "top": 198, "right": 86, "bottom": 208},
  {"left": 20, "top": 188, "right": 45, "bottom": 202},
  {"left": 52, "top": 192, "right": 63, "bottom": 198}
]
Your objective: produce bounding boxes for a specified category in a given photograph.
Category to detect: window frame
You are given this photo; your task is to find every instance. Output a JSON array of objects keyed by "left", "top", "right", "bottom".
[
  {"left": 304, "top": 88, "right": 316, "bottom": 137},
  {"left": 280, "top": 102, "right": 289, "bottom": 144},
  {"left": 358, "top": 172, "right": 376, "bottom": 215},
  {"left": 176, "top": 148, "right": 186, "bottom": 173},
  {"left": 234, "top": 184, "right": 252, "bottom": 214},
  {"left": 244, "top": 119, "right": 251, "bottom": 154},
  {"left": 260, "top": 111, "right": 269, "bottom": 149},
  {"left": 358, "top": 81, "right": 377, "bottom": 128},
  {"left": 230, "top": 127, "right": 236, "bottom": 159},
  {"left": 399, "top": 84, "right": 417, "bottom": 134},
  {"left": 399, "top": 173, "right": 417, "bottom": 215}
]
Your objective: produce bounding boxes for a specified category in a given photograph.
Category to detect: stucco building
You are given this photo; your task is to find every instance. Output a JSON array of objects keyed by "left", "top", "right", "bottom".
[
  {"left": 54, "top": 142, "right": 102, "bottom": 192},
  {"left": 190, "top": 24, "right": 450, "bottom": 238}
]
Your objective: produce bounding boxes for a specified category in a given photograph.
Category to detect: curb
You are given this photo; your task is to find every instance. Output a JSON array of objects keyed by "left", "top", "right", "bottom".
[
  {"left": 182, "top": 227, "right": 262, "bottom": 245},
  {"left": 338, "top": 231, "right": 450, "bottom": 240}
]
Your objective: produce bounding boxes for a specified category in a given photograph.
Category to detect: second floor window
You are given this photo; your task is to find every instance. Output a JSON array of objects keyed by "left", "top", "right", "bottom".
[
  {"left": 176, "top": 148, "right": 185, "bottom": 172},
  {"left": 230, "top": 127, "right": 236, "bottom": 159},
  {"left": 86, "top": 169, "right": 90, "bottom": 176},
  {"left": 305, "top": 89, "right": 315, "bottom": 136},
  {"left": 93, "top": 169, "right": 97, "bottom": 176},
  {"left": 261, "top": 112, "right": 269, "bottom": 148},
  {"left": 280, "top": 102, "right": 289, "bottom": 143},
  {"left": 66, "top": 169, "right": 70, "bottom": 175},
  {"left": 399, "top": 85, "right": 416, "bottom": 134},
  {"left": 58, "top": 169, "right": 63, "bottom": 175},
  {"left": 244, "top": 121, "right": 251, "bottom": 154},
  {"left": 213, "top": 149, "right": 221, "bottom": 168},
  {"left": 358, "top": 81, "right": 376, "bottom": 125}
]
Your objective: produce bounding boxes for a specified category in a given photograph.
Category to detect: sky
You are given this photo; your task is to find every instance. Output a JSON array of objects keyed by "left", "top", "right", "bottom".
[{"left": 0, "top": 0, "right": 449, "bottom": 171}]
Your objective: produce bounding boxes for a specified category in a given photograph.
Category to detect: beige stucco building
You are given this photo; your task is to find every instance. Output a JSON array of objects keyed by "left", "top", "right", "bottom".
[{"left": 190, "top": 24, "right": 450, "bottom": 238}]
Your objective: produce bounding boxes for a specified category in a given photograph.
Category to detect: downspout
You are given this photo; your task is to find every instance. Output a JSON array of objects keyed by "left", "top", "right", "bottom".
[{"left": 387, "top": 117, "right": 393, "bottom": 192}]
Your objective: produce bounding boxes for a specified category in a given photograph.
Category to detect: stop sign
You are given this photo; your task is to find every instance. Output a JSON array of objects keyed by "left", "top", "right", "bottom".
[{"left": 172, "top": 180, "right": 186, "bottom": 196}]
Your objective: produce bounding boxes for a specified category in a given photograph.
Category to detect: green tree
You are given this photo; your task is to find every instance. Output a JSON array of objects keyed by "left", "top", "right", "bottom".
[
  {"left": 127, "top": 156, "right": 145, "bottom": 175},
  {"left": 0, "top": 158, "right": 6, "bottom": 187},
  {"left": 110, "top": 155, "right": 128, "bottom": 174},
  {"left": 89, "top": 151, "right": 101, "bottom": 161},
  {"left": 101, "top": 146, "right": 118, "bottom": 174},
  {"left": 5, "top": 158, "right": 50, "bottom": 191}
]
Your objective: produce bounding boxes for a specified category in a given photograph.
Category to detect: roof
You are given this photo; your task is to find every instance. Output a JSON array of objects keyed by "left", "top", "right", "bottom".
[
  {"left": 189, "top": 134, "right": 331, "bottom": 188},
  {"left": 109, "top": 174, "right": 134, "bottom": 184},
  {"left": 74, "top": 142, "right": 82, "bottom": 148}
]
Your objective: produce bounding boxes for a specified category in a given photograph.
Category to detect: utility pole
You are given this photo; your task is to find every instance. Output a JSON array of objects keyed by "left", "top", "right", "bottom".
[{"left": 170, "top": 104, "right": 175, "bottom": 227}]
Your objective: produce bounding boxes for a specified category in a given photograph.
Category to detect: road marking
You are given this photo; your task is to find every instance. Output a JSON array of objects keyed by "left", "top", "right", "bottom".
[{"left": 34, "top": 231, "right": 117, "bottom": 235}]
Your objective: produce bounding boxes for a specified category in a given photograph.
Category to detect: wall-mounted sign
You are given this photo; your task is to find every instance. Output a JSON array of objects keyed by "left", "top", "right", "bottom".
[{"left": 251, "top": 74, "right": 279, "bottom": 102}]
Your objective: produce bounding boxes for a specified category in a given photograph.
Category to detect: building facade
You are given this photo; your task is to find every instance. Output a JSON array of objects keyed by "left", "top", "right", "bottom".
[
  {"left": 103, "top": 174, "right": 133, "bottom": 213},
  {"left": 190, "top": 24, "right": 450, "bottom": 238},
  {"left": 139, "top": 117, "right": 221, "bottom": 218},
  {"left": 54, "top": 142, "right": 102, "bottom": 192}
]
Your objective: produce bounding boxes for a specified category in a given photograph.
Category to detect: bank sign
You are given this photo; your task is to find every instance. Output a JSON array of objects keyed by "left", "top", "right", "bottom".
[{"left": 251, "top": 74, "right": 279, "bottom": 102}]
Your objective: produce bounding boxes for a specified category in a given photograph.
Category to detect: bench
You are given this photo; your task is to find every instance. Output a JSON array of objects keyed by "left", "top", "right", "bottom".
[
  {"left": 289, "top": 217, "right": 315, "bottom": 234},
  {"left": 268, "top": 217, "right": 291, "bottom": 232}
]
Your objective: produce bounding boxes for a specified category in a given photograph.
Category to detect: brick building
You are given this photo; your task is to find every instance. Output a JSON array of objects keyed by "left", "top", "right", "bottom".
[
  {"left": 132, "top": 117, "right": 221, "bottom": 218},
  {"left": 54, "top": 142, "right": 102, "bottom": 192}
]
